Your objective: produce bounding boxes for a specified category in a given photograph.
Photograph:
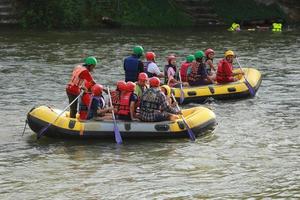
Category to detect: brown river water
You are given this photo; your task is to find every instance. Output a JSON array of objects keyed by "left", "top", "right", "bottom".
[{"left": 0, "top": 27, "right": 299, "bottom": 199}]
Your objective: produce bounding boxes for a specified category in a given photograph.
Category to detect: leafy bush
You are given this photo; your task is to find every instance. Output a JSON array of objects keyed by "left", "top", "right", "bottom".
[
  {"left": 18, "top": 0, "right": 192, "bottom": 29},
  {"left": 118, "top": 0, "right": 192, "bottom": 27},
  {"left": 213, "top": 0, "right": 286, "bottom": 24}
]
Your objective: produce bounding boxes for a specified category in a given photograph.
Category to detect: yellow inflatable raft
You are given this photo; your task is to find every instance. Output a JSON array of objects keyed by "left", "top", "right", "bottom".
[
  {"left": 27, "top": 105, "right": 217, "bottom": 140},
  {"left": 172, "top": 68, "right": 262, "bottom": 104}
]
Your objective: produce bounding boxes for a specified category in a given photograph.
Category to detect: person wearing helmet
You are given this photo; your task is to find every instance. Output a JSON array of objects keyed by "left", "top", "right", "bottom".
[
  {"left": 66, "top": 56, "right": 98, "bottom": 118},
  {"left": 160, "top": 85, "right": 175, "bottom": 105},
  {"left": 216, "top": 50, "right": 244, "bottom": 84},
  {"left": 79, "top": 84, "right": 113, "bottom": 120},
  {"left": 164, "top": 55, "right": 189, "bottom": 88},
  {"left": 180, "top": 55, "right": 195, "bottom": 82},
  {"left": 144, "top": 51, "right": 164, "bottom": 78},
  {"left": 139, "top": 77, "right": 180, "bottom": 122},
  {"left": 111, "top": 80, "right": 127, "bottom": 111},
  {"left": 135, "top": 72, "right": 148, "bottom": 98},
  {"left": 205, "top": 48, "right": 217, "bottom": 80},
  {"left": 124, "top": 45, "right": 145, "bottom": 82},
  {"left": 188, "top": 51, "right": 213, "bottom": 86},
  {"left": 116, "top": 81, "right": 138, "bottom": 121}
]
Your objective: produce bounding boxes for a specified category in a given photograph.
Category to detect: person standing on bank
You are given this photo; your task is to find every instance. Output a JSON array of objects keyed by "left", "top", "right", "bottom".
[
  {"left": 124, "top": 45, "right": 145, "bottom": 82},
  {"left": 66, "top": 56, "right": 97, "bottom": 118}
]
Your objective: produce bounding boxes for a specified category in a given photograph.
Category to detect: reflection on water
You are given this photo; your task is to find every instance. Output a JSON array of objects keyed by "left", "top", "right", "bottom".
[{"left": 0, "top": 28, "right": 299, "bottom": 199}]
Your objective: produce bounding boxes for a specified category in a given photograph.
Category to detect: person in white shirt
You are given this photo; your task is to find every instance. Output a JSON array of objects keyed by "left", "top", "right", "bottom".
[{"left": 144, "top": 52, "right": 164, "bottom": 78}]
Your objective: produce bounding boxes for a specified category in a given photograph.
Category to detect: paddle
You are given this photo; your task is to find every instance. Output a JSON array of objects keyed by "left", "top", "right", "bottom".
[
  {"left": 171, "top": 94, "right": 196, "bottom": 141},
  {"left": 37, "top": 90, "right": 84, "bottom": 139},
  {"left": 178, "top": 72, "right": 185, "bottom": 104},
  {"left": 235, "top": 57, "right": 256, "bottom": 97},
  {"left": 107, "top": 87, "right": 122, "bottom": 144}
]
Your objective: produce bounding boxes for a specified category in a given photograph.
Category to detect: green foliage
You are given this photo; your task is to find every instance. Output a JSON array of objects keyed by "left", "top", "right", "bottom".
[
  {"left": 20, "top": 0, "right": 85, "bottom": 29},
  {"left": 119, "top": 0, "right": 192, "bottom": 27},
  {"left": 212, "top": 0, "right": 286, "bottom": 24},
  {"left": 18, "top": 0, "right": 191, "bottom": 29}
]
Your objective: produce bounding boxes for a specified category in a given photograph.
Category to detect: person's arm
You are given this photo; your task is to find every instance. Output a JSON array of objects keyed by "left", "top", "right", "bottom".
[
  {"left": 130, "top": 101, "right": 136, "bottom": 119},
  {"left": 80, "top": 70, "right": 96, "bottom": 91},
  {"left": 151, "top": 63, "right": 164, "bottom": 78},
  {"left": 206, "top": 60, "right": 216, "bottom": 71},
  {"left": 96, "top": 99, "right": 113, "bottom": 115},
  {"left": 167, "top": 68, "right": 179, "bottom": 85},
  {"left": 160, "top": 93, "right": 179, "bottom": 114},
  {"left": 130, "top": 93, "right": 138, "bottom": 119}
]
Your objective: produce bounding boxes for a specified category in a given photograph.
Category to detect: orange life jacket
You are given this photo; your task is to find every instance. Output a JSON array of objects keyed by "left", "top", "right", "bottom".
[
  {"left": 111, "top": 90, "right": 121, "bottom": 110},
  {"left": 180, "top": 62, "right": 191, "bottom": 82},
  {"left": 66, "top": 65, "right": 88, "bottom": 95},
  {"left": 117, "top": 91, "right": 132, "bottom": 116},
  {"left": 216, "top": 59, "right": 234, "bottom": 83},
  {"left": 68, "top": 65, "right": 86, "bottom": 87},
  {"left": 79, "top": 93, "right": 92, "bottom": 120}
]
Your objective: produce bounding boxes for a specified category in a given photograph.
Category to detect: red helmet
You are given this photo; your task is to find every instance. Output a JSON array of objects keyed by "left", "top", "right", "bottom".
[
  {"left": 146, "top": 52, "right": 156, "bottom": 61},
  {"left": 138, "top": 72, "right": 148, "bottom": 81},
  {"left": 205, "top": 48, "right": 215, "bottom": 57},
  {"left": 126, "top": 81, "right": 136, "bottom": 92},
  {"left": 149, "top": 77, "right": 160, "bottom": 87},
  {"left": 116, "top": 80, "right": 127, "bottom": 91},
  {"left": 167, "top": 55, "right": 176, "bottom": 62},
  {"left": 91, "top": 84, "right": 103, "bottom": 96}
]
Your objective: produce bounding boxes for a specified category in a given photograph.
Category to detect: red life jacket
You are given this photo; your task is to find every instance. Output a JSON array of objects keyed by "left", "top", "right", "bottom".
[
  {"left": 79, "top": 93, "right": 92, "bottom": 120},
  {"left": 117, "top": 91, "right": 132, "bottom": 116},
  {"left": 216, "top": 59, "right": 234, "bottom": 83},
  {"left": 111, "top": 90, "right": 121, "bottom": 110},
  {"left": 66, "top": 65, "right": 87, "bottom": 95},
  {"left": 180, "top": 62, "right": 191, "bottom": 82}
]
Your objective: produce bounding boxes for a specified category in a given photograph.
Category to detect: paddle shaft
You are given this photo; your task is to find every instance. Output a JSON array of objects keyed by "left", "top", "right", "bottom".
[
  {"left": 235, "top": 57, "right": 256, "bottom": 96},
  {"left": 178, "top": 72, "right": 185, "bottom": 104},
  {"left": 37, "top": 90, "right": 84, "bottom": 139},
  {"left": 107, "top": 87, "right": 123, "bottom": 144},
  {"left": 171, "top": 94, "right": 196, "bottom": 141}
]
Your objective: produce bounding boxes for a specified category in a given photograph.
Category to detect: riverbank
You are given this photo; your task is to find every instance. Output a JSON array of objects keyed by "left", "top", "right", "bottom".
[{"left": 0, "top": 0, "right": 299, "bottom": 29}]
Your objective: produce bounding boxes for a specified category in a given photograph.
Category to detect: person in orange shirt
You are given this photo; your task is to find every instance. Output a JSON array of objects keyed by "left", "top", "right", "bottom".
[{"left": 66, "top": 56, "right": 97, "bottom": 118}]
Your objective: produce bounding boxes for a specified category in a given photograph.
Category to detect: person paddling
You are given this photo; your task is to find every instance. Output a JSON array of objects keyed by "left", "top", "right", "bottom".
[
  {"left": 66, "top": 56, "right": 97, "bottom": 118},
  {"left": 124, "top": 45, "right": 144, "bottom": 82},
  {"left": 164, "top": 55, "right": 189, "bottom": 87},
  {"left": 216, "top": 50, "right": 244, "bottom": 84}
]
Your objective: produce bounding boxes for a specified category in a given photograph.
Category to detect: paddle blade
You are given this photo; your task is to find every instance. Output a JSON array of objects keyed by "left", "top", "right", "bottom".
[
  {"left": 180, "top": 90, "right": 184, "bottom": 104},
  {"left": 182, "top": 118, "right": 196, "bottom": 141},
  {"left": 244, "top": 79, "right": 256, "bottom": 97},
  {"left": 113, "top": 124, "right": 122, "bottom": 144},
  {"left": 187, "top": 127, "right": 196, "bottom": 141},
  {"left": 37, "top": 123, "right": 51, "bottom": 139}
]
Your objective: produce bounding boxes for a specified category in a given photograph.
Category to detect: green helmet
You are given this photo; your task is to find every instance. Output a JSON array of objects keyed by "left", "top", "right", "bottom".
[
  {"left": 133, "top": 45, "right": 144, "bottom": 56},
  {"left": 194, "top": 51, "right": 204, "bottom": 59},
  {"left": 186, "top": 54, "right": 195, "bottom": 63},
  {"left": 84, "top": 56, "right": 98, "bottom": 66}
]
